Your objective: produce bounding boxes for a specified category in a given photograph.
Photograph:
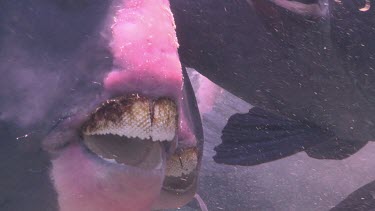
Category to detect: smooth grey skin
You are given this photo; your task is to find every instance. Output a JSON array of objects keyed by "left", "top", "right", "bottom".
[{"left": 170, "top": 0, "right": 375, "bottom": 159}]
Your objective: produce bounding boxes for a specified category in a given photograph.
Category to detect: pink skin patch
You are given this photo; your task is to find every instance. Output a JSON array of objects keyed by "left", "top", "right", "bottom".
[
  {"left": 52, "top": 143, "right": 165, "bottom": 211},
  {"left": 104, "top": 0, "right": 196, "bottom": 147},
  {"left": 196, "top": 72, "right": 222, "bottom": 115},
  {"left": 48, "top": 0, "right": 199, "bottom": 211},
  {"left": 105, "top": 0, "right": 182, "bottom": 99}
]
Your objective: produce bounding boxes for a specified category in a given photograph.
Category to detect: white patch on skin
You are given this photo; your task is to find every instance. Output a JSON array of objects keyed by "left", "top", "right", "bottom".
[
  {"left": 100, "top": 156, "right": 122, "bottom": 165},
  {"left": 359, "top": 0, "right": 371, "bottom": 12}
]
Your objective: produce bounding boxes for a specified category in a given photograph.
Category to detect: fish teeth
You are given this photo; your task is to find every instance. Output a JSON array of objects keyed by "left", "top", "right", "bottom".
[
  {"left": 165, "top": 148, "right": 198, "bottom": 177},
  {"left": 152, "top": 98, "right": 177, "bottom": 141},
  {"left": 162, "top": 147, "right": 199, "bottom": 192},
  {"left": 82, "top": 95, "right": 177, "bottom": 142}
]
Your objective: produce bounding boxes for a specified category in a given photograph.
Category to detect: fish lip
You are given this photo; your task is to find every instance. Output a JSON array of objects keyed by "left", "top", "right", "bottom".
[{"left": 80, "top": 93, "right": 178, "bottom": 169}]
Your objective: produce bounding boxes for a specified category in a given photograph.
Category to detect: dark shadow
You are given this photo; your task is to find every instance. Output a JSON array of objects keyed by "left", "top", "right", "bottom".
[
  {"left": 331, "top": 180, "right": 375, "bottom": 211},
  {"left": 0, "top": 122, "right": 58, "bottom": 211},
  {"left": 214, "top": 108, "right": 368, "bottom": 166}
]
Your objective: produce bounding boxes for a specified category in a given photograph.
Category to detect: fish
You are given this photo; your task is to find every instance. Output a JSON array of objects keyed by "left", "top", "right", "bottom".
[
  {"left": 0, "top": 0, "right": 204, "bottom": 210},
  {"left": 1, "top": 0, "right": 374, "bottom": 210},
  {"left": 170, "top": 0, "right": 375, "bottom": 165}
]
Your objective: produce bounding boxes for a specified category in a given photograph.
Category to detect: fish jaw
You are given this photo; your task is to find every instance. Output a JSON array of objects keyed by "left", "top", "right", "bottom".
[{"left": 43, "top": 0, "right": 203, "bottom": 210}]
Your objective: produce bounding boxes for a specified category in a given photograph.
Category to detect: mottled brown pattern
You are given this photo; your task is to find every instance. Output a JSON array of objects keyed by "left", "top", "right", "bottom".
[
  {"left": 152, "top": 97, "right": 178, "bottom": 124},
  {"left": 163, "top": 147, "right": 199, "bottom": 192},
  {"left": 81, "top": 94, "right": 151, "bottom": 134}
]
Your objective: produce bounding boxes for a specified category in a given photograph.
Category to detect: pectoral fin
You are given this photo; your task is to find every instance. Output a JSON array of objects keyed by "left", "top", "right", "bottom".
[
  {"left": 213, "top": 107, "right": 329, "bottom": 166},
  {"left": 331, "top": 180, "right": 375, "bottom": 211},
  {"left": 305, "top": 137, "right": 368, "bottom": 160}
]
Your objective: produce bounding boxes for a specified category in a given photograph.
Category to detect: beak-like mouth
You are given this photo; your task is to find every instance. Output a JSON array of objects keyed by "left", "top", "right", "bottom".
[
  {"left": 79, "top": 93, "right": 201, "bottom": 209},
  {"left": 81, "top": 94, "right": 178, "bottom": 169}
]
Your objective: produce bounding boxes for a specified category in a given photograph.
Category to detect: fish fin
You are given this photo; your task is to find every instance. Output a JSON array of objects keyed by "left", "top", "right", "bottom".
[
  {"left": 330, "top": 180, "right": 375, "bottom": 211},
  {"left": 213, "top": 107, "right": 329, "bottom": 166},
  {"left": 305, "top": 137, "right": 368, "bottom": 160}
]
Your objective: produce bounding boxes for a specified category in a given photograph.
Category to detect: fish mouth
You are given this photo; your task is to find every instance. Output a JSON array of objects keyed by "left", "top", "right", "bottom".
[
  {"left": 76, "top": 92, "right": 201, "bottom": 209},
  {"left": 81, "top": 94, "right": 178, "bottom": 169}
]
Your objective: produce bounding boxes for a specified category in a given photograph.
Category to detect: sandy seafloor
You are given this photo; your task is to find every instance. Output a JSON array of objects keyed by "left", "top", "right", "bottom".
[{"left": 167, "top": 68, "right": 375, "bottom": 211}]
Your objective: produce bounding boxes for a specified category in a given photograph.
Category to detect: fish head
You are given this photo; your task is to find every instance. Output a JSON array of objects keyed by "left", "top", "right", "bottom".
[
  {"left": 42, "top": 65, "right": 203, "bottom": 211},
  {"left": 0, "top": 0, "right": 203, "bottom": 210}
]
